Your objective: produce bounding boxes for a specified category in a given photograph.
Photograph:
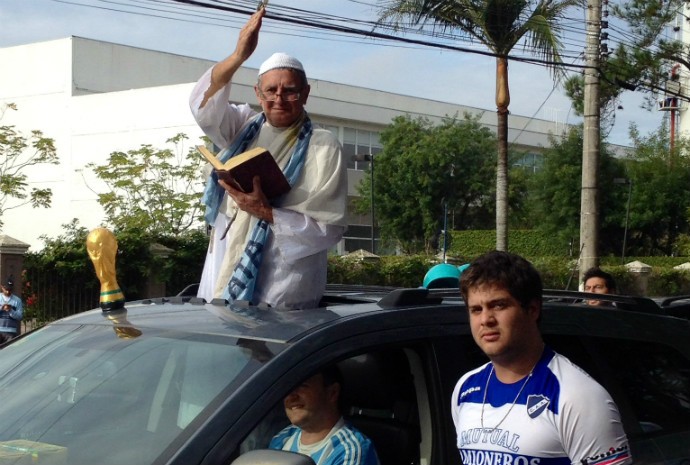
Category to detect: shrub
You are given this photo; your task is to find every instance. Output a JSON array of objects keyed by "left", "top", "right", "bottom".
[
  {"left": 328, "top": 254, "right": 690, "bottom": 296},
  {"left": 449, "top": 230, "right": 568, "bottom": 258}
]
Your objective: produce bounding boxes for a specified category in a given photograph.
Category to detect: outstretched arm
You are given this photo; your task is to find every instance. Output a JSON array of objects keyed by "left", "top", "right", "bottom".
[{"left": 200, "top": 7, "right": 266, "bottom": 108}]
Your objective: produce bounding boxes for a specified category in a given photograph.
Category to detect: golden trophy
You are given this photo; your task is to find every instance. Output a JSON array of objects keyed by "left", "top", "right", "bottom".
[{"left": 86, "top": 228, "right": 125, "bottom": 311}]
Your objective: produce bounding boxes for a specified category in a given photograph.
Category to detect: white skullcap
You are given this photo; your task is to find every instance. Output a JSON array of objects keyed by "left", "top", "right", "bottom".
[{"left": 258, "top": 52, "right": 305, "bottom": 76}]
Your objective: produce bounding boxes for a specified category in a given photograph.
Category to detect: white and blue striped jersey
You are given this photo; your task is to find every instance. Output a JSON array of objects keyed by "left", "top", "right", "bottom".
[
  {"left": 451, "top": 346, "right": 632, "bottom": 465},
  {"left": 269, "top": 418, "right": 380, "bottom": 465}
]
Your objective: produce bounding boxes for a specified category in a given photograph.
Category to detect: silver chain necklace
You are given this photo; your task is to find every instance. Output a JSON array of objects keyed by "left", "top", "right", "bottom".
[{"left": 480, "top": 364, "right": 535, "bottom": 431}]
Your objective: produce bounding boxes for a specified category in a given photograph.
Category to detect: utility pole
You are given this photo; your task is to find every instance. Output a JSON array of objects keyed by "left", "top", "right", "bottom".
[{"left": 579, "top": 0, "right": 602, "bottom": 281}]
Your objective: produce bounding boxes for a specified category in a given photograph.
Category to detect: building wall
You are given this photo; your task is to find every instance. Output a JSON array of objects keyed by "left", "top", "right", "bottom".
[{"left": 1, "top": 37, "right": 567, "bottom": 251}]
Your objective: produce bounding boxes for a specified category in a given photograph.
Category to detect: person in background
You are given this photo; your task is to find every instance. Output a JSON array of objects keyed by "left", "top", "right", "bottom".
[
  {"left": 269, "top": 366, "right": 379, "bottom": 465},
  {"left": 582, "top": 267, "right": 617, "bottom": 306},
  {"left": 190, "top": 6, "right": 347, "bottom": 309},
  {"left": 0, "top": 277, "right": 23, "bottom": 343},
  {"left": 452, "top": 251, "right": 631, "bottom": 465}
]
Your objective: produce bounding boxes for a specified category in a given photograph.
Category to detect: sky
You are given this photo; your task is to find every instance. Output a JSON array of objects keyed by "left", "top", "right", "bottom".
[{"left": 0, "top": 0, "right": 667, "bottom": 147}]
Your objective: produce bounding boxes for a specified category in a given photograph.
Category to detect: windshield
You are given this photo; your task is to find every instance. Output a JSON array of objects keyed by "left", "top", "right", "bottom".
[{"left": 0, "top": 322, "right": 260, "bottom": 464}]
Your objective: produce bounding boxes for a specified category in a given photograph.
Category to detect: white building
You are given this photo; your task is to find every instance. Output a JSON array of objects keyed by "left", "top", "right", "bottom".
[
  {"left": 0, "top": 37, "right": 566, "bottom": 251},
  {"left": 659, "top": 7, "right": 690, "bottom": 139}
]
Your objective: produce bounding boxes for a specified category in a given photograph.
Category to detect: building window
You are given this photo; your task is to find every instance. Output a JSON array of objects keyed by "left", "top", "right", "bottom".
[
  {"left": 343, "top": 128, "right": 382, "bottom": 169},
  {"left": 513, "top": 152, "right": 543, "bottom": 173}
]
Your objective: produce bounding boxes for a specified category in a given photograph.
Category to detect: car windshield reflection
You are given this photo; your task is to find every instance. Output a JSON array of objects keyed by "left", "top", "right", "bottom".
[{"left": 0, "top": 324, "right": 264, "bottom": 464}]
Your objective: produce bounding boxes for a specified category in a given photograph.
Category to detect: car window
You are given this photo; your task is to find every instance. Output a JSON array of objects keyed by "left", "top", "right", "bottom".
[
  {"left": 545, "top": 332, "right": 690, "bottom": 435},
  {"left": 0, "top": 324, "right": 259, "bottom": 465},
  {"left": 433, "top": 335, "right": 489, "bottom": 464},
  {"left": 434, "top": 331, "right": 690, "bottom": 462},
  {"left": 339, "top": 349, "right": 422, "bottom": 465},
  {"left": 240, "top": 346, "right": 430, "bottom": 465},
  {"left": 594, "top": 338, "right": 690, "bottom": 434}
]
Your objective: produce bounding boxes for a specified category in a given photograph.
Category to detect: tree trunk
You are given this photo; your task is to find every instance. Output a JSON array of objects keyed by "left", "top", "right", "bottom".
[{"left": 496, "top": 56, "right": 510, "bottom": 251}]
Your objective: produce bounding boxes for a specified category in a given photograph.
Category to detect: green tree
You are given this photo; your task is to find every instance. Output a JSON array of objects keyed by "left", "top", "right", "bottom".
[
  {"left": 610, "top": 0, "right": 686, "bottom": 108},
  {"left": 506, "top": 160, "right": 534, "bottom": 229},
  {"left": 566, "top": 0, "right": 686, "bottom": 120},
  {"left": 25, "top": 219, "right": 208, "bottom": 314},
  {"left": 23, "top": 219, "right": 101, "bottom": 322},
  {"left": 624, "top": 122, "right": 690, "bottom": 256},
  {"left": 87, "top": 134, "right": 205, "bottom": 236},
  {"left": 0, "top": 103, "right": 59, "bottom": 229},
  {"left": 527, "top": 126, "right": 627, "bottom": 255},
  {"left": 563, "top": 47, "right": 639, "bottom": 136},
  {"left": 112, "top": 226, "right": 208, "bottom": 298},
  {"left": 376, "top": 0, "right": 579, "bottom": 251},
  {"left": 357, "top": 114, "right": 497, "bottom": 254},
  {"left": 452, "top": 152, "right": 534, "bottom": 232}
]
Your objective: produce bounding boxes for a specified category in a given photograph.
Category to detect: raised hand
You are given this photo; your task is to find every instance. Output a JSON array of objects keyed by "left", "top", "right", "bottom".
[{"left": 235, "top": 7, "right": 266, "bottom": 63}]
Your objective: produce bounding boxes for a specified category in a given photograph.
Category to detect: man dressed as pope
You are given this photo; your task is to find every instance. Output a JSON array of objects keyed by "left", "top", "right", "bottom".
[{"left": 190, "top": 7, "right": 348, "bottom": 310}]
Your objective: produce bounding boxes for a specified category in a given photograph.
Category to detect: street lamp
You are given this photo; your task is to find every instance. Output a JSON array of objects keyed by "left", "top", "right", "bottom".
[
  {"left": 352, "top": 153, "right": 375, "bottom": 254},
  {"left": 614, "top": 178, "right": 632, "bottom": 262}
]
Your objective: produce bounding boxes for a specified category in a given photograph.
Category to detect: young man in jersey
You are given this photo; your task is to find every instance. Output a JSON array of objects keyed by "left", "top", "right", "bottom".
[
  {"left": 269, "top": 365, "right": 379, "bottom": 465},
  {"left": 452, "top": 251, "right": 632, "bottom": 465}
]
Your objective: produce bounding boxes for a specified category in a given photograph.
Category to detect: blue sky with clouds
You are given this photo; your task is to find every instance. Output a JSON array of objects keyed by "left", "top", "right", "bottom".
[{"left": 0, "top": 0, "right": 665, "bottom": 146}]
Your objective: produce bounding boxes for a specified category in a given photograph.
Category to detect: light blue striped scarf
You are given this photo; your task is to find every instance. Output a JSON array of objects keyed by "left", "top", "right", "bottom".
[{"left": 201, "top": 112, "right": 313, "bottom": 304}]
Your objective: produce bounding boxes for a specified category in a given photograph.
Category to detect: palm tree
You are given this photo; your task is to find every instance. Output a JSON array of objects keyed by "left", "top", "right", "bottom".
[{"left": 377, "top": 0, "right": 578, "bottom": 250}]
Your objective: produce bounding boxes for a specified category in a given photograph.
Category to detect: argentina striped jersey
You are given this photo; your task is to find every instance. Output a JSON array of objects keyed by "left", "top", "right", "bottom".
[{"left": 269, "top": 418, "right": 380, "bottom": 465}]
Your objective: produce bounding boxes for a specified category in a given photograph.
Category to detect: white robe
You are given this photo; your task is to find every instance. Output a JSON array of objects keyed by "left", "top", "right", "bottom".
[{"left": 190, "top": 68, "right": 348, "bottom": 309}]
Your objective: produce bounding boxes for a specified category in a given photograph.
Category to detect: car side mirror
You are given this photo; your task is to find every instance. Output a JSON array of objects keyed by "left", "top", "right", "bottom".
[{"left": 231, "top": 449, "right": 315, "bottom": 465}]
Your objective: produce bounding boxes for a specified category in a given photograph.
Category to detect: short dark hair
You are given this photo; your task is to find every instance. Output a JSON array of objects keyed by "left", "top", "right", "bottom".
[
  {"left": 460, "top": 251, "right": 542, "bottom": 310},
  {"left": 582, "top": 267, "right": 617, "bottom": 292}
]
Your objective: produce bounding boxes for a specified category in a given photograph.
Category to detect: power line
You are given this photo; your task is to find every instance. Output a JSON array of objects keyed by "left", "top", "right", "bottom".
[{"left": 47, "top": 0, "right": 689, "bottom": 100}]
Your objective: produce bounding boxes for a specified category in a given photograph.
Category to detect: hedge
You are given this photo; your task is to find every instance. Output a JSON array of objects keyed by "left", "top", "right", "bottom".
[
  {"left": 448, "top": 230, "right": 567, "bottom": 258},
  {"left": 328, "top": 254, "right": 690, "bottom": 296}
]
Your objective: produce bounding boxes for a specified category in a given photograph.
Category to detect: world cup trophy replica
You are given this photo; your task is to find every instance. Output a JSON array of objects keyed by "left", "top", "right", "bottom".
[{"left": 86, "top": 228, "right": 126, "bottom": 311}]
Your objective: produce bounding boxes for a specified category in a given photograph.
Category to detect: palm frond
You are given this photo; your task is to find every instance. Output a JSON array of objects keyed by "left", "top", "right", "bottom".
[{"left": 377, "top": 0, "right": 579, "bottom": 63}]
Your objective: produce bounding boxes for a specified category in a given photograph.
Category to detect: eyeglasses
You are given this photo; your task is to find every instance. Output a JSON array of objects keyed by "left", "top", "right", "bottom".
[{"left": 258, "top": 88, "right": 302, "bottom": 102}]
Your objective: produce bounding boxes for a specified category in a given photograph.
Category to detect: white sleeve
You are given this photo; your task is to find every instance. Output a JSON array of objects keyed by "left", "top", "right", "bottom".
[
  {"left": 189, "top": 66, "right": 257, "bottom": 149},
  {"left": 559, "top": 376, "right": 632, "bottom": 465},
  {"left": 270, "top": 208, "right": 345, "bottom": 262}
]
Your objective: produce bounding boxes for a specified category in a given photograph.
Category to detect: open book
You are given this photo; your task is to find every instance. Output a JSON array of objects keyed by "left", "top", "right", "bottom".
[{"left": 197, "top": 146, "right": 291, "bottom": 199}]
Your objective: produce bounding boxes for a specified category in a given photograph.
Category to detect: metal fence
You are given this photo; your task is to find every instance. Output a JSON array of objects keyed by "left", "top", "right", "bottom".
[{"left": 21, "top": 269, "right": 100, "bottom": 333}]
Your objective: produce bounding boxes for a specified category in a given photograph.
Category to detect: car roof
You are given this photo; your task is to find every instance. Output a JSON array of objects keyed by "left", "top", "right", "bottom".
[
  {"left": 45, "top": 284, "right": 689, "bottom": 346},
  {"left": 50, "top": 285, "right": 427, "bottom": 343}
]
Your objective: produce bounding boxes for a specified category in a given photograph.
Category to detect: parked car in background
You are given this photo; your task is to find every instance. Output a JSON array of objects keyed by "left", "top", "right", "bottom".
[
  {"left": 0, "top": 286, "right": 687, "bottom": 465},
  {"left": 653, "top": 295, "right": 690, "bottom": 320}
]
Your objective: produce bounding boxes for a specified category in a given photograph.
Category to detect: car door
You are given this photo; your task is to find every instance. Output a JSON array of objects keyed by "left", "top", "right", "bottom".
[
  {"left": 210, "top": 307, "right": 470, "bottom": 465},
  {"left": 430, "top": 305, "right": 690, "bottom": 465}
]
